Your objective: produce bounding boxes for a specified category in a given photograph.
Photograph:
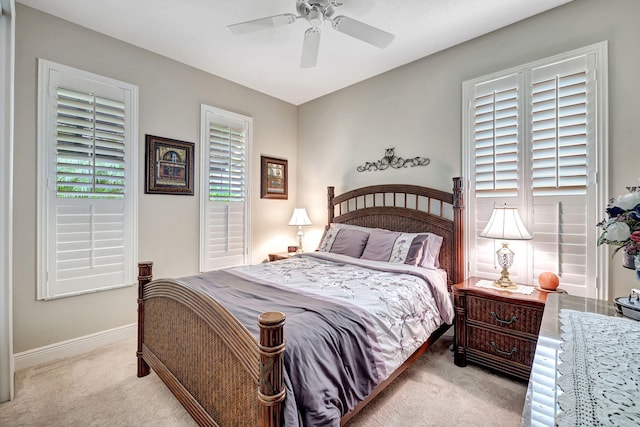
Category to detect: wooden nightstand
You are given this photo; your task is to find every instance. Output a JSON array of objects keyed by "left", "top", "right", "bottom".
[
  {"left": 453, "top": 277, "right": 548, "bottom": 380},
  {"left": 267, "top": 252, "right": 294, "bottom": 262}
]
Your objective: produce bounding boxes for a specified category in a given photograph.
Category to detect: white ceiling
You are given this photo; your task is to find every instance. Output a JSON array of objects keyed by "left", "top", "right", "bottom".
[{"left": 17, "top": 0, "right": 572, "bottom": 105}]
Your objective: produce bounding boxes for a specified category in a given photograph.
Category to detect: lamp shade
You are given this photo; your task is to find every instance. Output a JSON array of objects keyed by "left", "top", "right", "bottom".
[
  {"left": 480, "top": 205, "right": 532, "bottom": 240},
  {"left": 288, "top": 208, "right": 312, "bottom": 226}
]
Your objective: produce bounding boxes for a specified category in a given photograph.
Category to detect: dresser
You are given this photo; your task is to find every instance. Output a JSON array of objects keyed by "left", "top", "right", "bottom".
[{"left": 453, "top": 277, "right": 548, "bottom": 380}]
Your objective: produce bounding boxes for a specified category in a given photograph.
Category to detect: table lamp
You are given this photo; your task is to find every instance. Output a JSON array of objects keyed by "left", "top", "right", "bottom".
[
  {"left": 288, "top": 208, "right": 312, "bottom": 253},
  {"left": 480, "top": 204, "right": 532, "bottom": 289}
]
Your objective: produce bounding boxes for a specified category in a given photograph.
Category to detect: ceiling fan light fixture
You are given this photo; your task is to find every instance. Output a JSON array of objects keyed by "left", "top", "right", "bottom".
[{"left": 308, "top": 6, "right": 324, "bottom": 27}]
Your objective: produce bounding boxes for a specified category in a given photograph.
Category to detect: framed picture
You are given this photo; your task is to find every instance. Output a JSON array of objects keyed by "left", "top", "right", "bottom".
[
  {"left": 145, "top": 134, "right": 194, "bottom": 195},
  {"left": 261, "top": 156, "right": 288, "bottom": 199}
]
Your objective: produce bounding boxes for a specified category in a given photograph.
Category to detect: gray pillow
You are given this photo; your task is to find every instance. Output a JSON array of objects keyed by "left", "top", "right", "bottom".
[
  {"left": 317, "top": 223, "right": 372, "bottom": 252},
  {"left": 360, "top": 229, "right": 401, "bottom": 262},
  {"left": 328, "top": 228, "right": 370, "bottom": 258}
]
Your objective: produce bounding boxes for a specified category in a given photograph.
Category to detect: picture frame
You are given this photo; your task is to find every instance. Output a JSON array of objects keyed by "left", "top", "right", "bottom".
[
  {"left": 261, "top": 156, "right": 288, "bottom": 200},
  {"left": 145, "top": 134, "right": 194, "bottom": 195}
]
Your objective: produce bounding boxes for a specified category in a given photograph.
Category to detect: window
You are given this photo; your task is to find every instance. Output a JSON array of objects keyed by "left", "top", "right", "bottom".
[
  {"left": 199, "top": 105, "right": 252, "bottom": 271},
  {"left": 463, "top": 42, "right": 608, "bottom": 298},
  {"left": 37, "top": 60, "right": 138, "bottom": 299}
]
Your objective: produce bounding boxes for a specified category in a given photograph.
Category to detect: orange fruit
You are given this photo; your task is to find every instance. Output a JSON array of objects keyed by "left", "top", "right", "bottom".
[{"left": 539, "top": 272, "right": 560, "bottom": 290}]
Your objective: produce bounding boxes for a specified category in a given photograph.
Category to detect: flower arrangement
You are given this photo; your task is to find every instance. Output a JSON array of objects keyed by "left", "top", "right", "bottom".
[{"left": 597, "top": 185, "right": 640, "bottom": 256}]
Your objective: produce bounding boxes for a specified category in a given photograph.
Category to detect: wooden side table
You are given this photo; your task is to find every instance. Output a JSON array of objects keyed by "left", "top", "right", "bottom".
[
  {"left": 453, "top": 277, "right": 548, "bottom": 380},
  {"left": 267, "top": 252, "right": 294, "bottom": 262}
]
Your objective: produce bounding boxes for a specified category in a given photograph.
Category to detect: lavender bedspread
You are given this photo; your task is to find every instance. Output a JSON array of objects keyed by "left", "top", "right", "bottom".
[{"left": 179, "top": 252, "right": 453, "bottom": 426}]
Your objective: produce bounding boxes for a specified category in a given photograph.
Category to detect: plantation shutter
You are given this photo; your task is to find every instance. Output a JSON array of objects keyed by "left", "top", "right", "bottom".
[
  {"left": 56, "top": 88, "right": 126, "bottom": 198},
  {"left": 469, "top": 74, "right": 527, "bottom": 283},
  {"left": 208, "top": 123, "right": 246, "bottom": 201},
  {"left": 200, "top": 106, "right": 251, "bottom": 271},
  {"left": 529, "top": 54, "right": 596, "bottom": 296},
  {"left": 464, "top": 45, "right": 603, "bottom": 298},
  {"left": 531, "top": 57, "right": 590, "bottom": 195},
  {"left": 38, "top": 60, "right": 138, "bottom": 299},
  {"left": 473, "top": 74, "right": 519, "bottom": 197}
]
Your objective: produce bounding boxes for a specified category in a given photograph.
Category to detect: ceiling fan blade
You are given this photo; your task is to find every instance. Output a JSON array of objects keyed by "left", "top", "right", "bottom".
[
  {"left": 228, "top": 13, "right": 297, "bottom": 35},
  {"left": 301, "top": 27, "right": 321, "bottom": 68},
  {"left": 331, "top": 15, "right": 394, "bottom": 48}
]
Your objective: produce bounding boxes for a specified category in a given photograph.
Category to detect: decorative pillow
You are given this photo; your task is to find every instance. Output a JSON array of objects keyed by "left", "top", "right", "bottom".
[
  {"left": 360, "top": 229, "right": 401, "bottom": 262},
  {"left": 316, "top": 224, "right": 443, "bottom": 267},
  {"left": 327, "top": 228, "right": 370, "bottom": 258},
  {"left": 404, "top": 234, "right": 430, "bottom": 266},
  {"left": 316, "top": 228, "right": 335, "bottom": 252},
  {"left": 317, "top": 223, "right": 373, "bottom": 252},
  {"left": 388, "top": 233, "right": 428, "bottom": 266},
  {"left": 385, "top": 232, "right": 444, "bottom": 268}
]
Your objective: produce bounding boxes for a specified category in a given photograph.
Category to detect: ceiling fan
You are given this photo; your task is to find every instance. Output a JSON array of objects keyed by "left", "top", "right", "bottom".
[{"left": 227, "top": 0, "right": 395, "bottom": 68}]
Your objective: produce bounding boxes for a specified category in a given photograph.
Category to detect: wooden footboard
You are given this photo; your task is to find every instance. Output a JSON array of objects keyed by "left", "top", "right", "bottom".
[
  {"left": 137, "top": 265, "right": 450, "bottom": 427},
  {"left": 137, "top": 262, "right": 285, "bottom": 427},
  {"left": 137, "top": 179, "right": 464, "bottom": 426}
]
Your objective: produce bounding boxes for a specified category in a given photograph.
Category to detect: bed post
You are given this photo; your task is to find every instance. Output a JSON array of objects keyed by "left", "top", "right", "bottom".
[
  {"left": 257, "top": 311, "right": 286, "bottom": 427},
  {"left": 137, "top": 261, "right": 153, "bottom": 377},
  {"left": 452, "top": 177, "right": 465, "bottom": 284},
  {"left": 327, "top": 186, "right": 335, "bottom": 224}
]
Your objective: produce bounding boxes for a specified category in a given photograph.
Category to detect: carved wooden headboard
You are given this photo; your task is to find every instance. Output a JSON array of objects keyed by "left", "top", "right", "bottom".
[{"left": 327, "top": 178, "right": 464, "bottom": 287}]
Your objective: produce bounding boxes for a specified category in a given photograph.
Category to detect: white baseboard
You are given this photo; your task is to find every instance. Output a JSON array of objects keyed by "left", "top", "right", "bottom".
[{"left": 14, "top": 323, "right": 136, "bottom": 371}]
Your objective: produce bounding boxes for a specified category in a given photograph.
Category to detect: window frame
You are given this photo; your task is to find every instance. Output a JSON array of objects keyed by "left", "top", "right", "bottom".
[
  {"left": 37, "top": 59, "right": 139, "bottom": 300},
  {"left": 462, "top": 42, "right": 608, "bottom": 299},
  {"left": 199, "top": 104, "right": 252, "bottom": 272},
  {"left": 1, "top": 0, "right": 16, "bottom": 401}
]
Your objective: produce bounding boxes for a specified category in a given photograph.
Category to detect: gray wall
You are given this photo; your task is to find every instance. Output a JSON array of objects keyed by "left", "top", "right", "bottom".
[
  {"left": 13, "top": 4, "right": 298, "bottom": 353},
  {"left": 13, "top": 0, "right": 640, "bottom": 354},
  {"left": 297, "top": 0, "right": 640, "bottom": 300}
]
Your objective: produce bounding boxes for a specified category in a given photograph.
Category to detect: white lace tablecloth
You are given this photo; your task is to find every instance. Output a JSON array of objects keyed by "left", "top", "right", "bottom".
[{"left": 557, "top": 309, "right": 640, "bottom": 426}]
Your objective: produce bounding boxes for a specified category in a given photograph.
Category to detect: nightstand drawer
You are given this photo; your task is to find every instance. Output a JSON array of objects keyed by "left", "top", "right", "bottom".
[
  {"left": 466, "top": 325, "right": 537, "bottom": 367},
  {"left": 466, "top": 295, "right": 543, "bottom": 336},
  {"left": 453, "top": 278, "right": 547, "bottom": 379},
  {"left": 268, "top": 252, "right": 293, "bottom": 262}
]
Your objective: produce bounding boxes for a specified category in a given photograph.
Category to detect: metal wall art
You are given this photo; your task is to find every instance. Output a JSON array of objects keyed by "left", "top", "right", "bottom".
[{"left": 357, "top": 147, "right": 430, "bottom": 172}]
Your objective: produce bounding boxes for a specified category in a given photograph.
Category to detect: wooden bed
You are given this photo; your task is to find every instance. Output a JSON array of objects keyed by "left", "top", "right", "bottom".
[{"left": 136, "top": 178, "right": 464, "bottom": 426}]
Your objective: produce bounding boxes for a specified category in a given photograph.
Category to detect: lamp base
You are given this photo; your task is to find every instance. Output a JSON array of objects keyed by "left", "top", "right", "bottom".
[
  {"left": 492, "top": 243, "right": 517, "bottom": 289},
  {"left": 296, "top": 228, "right": 304, "bottom": 254},
  {"left": 493, "top": 267, "right": 516, "bottom": 289}
]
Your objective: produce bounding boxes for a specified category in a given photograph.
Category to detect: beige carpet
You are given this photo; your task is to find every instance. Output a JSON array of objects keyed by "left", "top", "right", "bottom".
[{"left": 0, "top": 330, "right": 526, "bottom": 426}]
